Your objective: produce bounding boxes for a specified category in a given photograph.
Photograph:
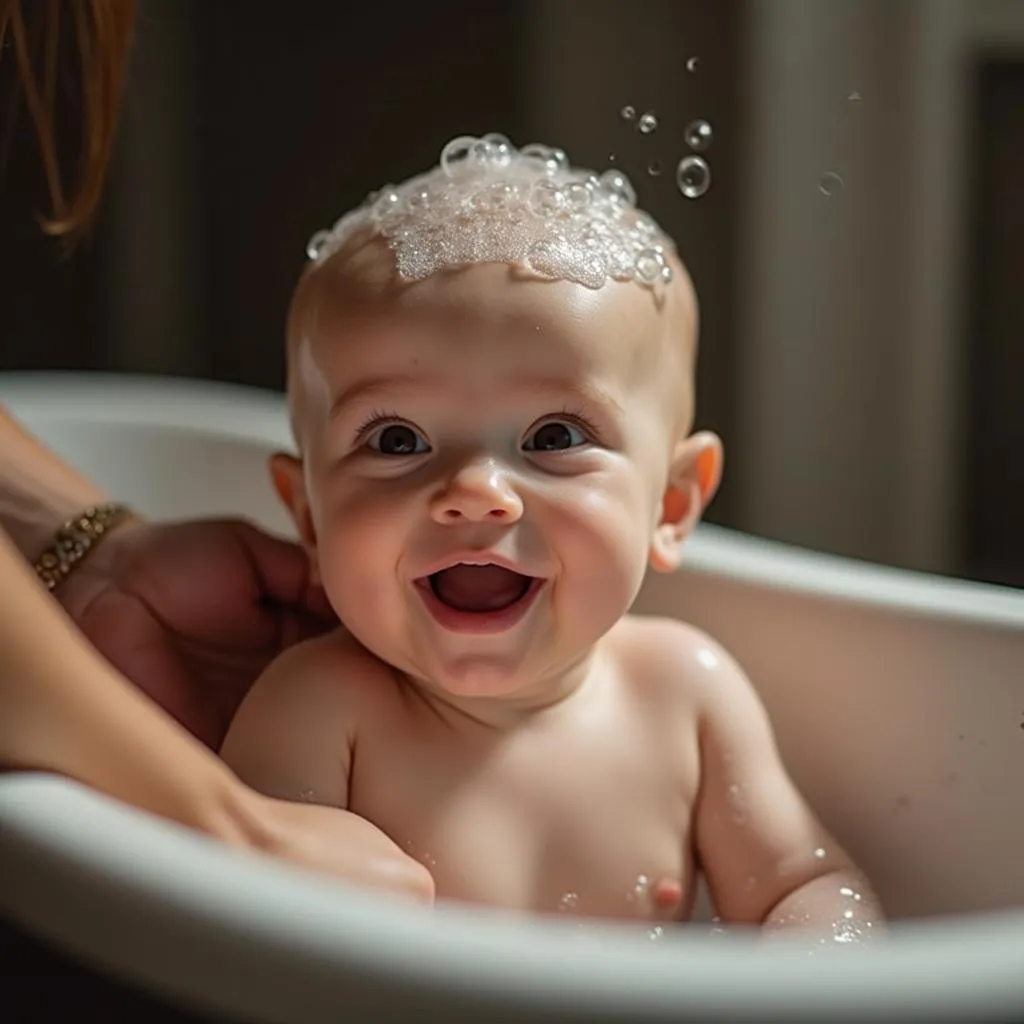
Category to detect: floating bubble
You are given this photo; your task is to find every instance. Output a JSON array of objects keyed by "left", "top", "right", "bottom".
[
  {"left": 676, "top": 155, "right": 711, "bottom": 198},
  {"left": 620, "top": 105, "right": 636, "bottom": 121},
  {"left": 558, "top": 892, "right": 580, "bottom": 912},
  {"left": 648, "top": 925, "right": 665, "bottom": 941},
  {"left": 686, "top": 56, "right": 699, "bottom": 72},
  {"left": 648, "top": 160, "right": 664, "bottom": 176},
  {"left": 819, "top": 171, "right": 844, "bottom": 196},
  {"left": 813, "top": 847, "right": 827, "bottom": 860},
  {"left": 638, "top": 112, "right": 658, "bottom": 134},
  {"left": 684, "top": 118, "right": 713, "bottom": 152},
  {"left": 847, "top": 90, "right": 861, "bottom": 103}
]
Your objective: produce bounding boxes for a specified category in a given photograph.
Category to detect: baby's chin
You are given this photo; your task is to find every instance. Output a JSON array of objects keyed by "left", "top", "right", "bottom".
[{"left": 405, "top": 653, "right": 539, "bottom": 702}]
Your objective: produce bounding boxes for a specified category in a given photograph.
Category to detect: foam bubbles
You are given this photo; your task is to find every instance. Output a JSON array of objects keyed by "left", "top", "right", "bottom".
[{"left": 305, "top": 133, "right": 676, "bottom": 291}]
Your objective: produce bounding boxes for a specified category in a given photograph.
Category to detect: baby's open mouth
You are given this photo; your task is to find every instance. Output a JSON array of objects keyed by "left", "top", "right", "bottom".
[{"left": 426, "top": 563, "right": 536, "bottom": 613}]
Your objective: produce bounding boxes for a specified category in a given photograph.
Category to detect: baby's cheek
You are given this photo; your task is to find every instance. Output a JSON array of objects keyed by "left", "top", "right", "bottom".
[{"left": 559, "top": 488, "right": 650, "bottom": 600}]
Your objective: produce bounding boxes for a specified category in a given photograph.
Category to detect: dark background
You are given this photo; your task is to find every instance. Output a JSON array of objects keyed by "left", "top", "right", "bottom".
[{"left": 1, "top": 0, "right": 1022, "bottom": 585}]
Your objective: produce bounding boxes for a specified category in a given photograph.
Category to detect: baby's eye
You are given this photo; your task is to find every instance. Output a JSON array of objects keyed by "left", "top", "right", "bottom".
[
  {"left": 366, "top": 423, "right": 430, "bottom": 455},
  {"left": 522, "top": 420, "right": 588, "bottom": 452}
]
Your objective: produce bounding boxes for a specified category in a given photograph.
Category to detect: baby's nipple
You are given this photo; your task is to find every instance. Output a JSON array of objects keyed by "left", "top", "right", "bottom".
[{"left": 653, "top": 877, "right": 684, "bottom": 910}]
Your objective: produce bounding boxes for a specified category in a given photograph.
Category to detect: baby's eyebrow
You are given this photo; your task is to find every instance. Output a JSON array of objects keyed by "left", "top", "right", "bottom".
[
  {"left": 329, "top": 375, "right": 424, "bottom": 419},
  {"left": 328, "top": 374, "right": 624, "bottom": 420},
  {"left": 508, "top": 375, "right": 625, "bottom": 417}
]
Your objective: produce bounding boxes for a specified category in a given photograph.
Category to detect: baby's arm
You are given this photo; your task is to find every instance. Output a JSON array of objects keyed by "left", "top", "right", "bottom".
[
  {"left": 687, "top": 633, "right": 884, "bottom": 944},
  {"left": 220, "top": 631, "right": 360, "bottom": 808},
  {"left": 220, "top": 632, "right": 434, "bottom": 902}
]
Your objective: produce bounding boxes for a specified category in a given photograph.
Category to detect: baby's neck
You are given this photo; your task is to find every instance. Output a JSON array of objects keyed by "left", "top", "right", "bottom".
[{"left": 401, "top": 645, "right": 604, "bottom": 732}]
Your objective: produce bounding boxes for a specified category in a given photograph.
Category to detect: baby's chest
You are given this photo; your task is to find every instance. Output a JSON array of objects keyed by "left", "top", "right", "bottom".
[{"left": 352, "top": 717, "right": 699, "bottom": 920}]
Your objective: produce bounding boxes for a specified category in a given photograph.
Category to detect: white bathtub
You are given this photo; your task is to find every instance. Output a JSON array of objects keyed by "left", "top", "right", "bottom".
[{"left": 1, "top": 372, "right": 1022, "bottom": 1022}]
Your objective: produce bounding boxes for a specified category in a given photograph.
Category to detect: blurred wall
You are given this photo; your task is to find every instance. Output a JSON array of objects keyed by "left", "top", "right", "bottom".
[{"left": 3, "top": 1, "right": 1024, "bottom": 585}]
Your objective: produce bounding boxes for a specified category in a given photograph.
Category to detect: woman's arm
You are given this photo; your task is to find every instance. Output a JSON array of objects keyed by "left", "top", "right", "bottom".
[
  {"left": 0, "top": 521, "right": 247, "bottom": 834},
  {"left": 0, "top": 526, "right": 433, "bottom": 900},
  {"left": 0, "top": 404, "right": 111, "bottom": 561}
]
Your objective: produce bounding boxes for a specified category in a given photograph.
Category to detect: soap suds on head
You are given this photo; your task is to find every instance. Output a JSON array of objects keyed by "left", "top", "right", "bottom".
[{"left": 305, "top": 133, "right": 676, "bottom": 291}]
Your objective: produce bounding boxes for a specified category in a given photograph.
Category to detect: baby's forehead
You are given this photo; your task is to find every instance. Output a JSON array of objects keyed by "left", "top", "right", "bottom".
[
  {"left": 302, "top": 242, "right": 689, "bottom": 362},
  {"left": 304, "top": 133, "right": 679, "bottom": 295}
]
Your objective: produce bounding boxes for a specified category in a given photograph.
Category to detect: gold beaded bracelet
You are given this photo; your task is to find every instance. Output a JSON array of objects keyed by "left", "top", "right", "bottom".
[{"left": 33, "top": 502, "right": 136, "bottom": 592}]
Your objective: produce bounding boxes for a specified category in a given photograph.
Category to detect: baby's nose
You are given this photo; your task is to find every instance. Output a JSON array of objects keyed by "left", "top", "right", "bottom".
[{"left": 430, "top": 460, "right": 523, "bottom": 524}]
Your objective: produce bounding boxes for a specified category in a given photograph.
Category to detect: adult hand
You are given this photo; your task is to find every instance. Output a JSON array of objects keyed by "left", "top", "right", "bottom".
[
  {"left": 56, "top": 517, "right": 336, "bottom": 750},
  {"left": 246, "top": 796, "right": 436, "bottom": 905}
]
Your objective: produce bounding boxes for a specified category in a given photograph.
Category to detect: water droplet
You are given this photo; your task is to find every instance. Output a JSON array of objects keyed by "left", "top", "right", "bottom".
[
  {"left": 843, "top": 909, "right": 855, "bottom": 919},
  {"left": 648, "top": 925, "right": 665, "bottom": 941},
  {"left": 684, "top": 119, "right": 713, "bottom": 152},
  {"left": 696, "top": 647, "right": 719, "bottom": 670},
  {"left": 297, "top": 787, "right": 317, "bottom": 802},
  {"left": 637, "top": 112, "right": 658, "bottom": 134},
  {"left": 813, "top": 847, "right": 826, "bottom": 860},
  {"left": 558, "top": 892, "right": 579, "bottom": 912},
  {"left": 686, "top": 56, "right": 699, "bottom": 73},
  {"left": 676, "top": 155, "right": 711, "bottom": 199},
  {"left": 608, "top": 153, "right": 617, "bottom": 163},
  {"left": 818, "top": 171, "right": 844, "bottom": 196},
  {"left": 728, "top": 784, "right": 749, "bottom": 824},
  {"left": 647, "top": 160, "right": 663, "bottom": 176},
  {"left": 621, "top": 105, "right": 636, "bottom": 121},
  {"left": 838, "top": 886, "right": 863, "bottom": 902},
  {"left": 634, "top": 874, "right": 651, "bottom": 895}
]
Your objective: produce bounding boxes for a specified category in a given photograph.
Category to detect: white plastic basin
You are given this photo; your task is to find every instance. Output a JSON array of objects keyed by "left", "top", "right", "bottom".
[{"left": 1, "top": 372, "right": 1022, "bottom": 1022}]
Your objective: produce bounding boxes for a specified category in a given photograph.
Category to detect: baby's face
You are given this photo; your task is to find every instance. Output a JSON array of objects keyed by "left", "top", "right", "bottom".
[{"left": 280, "top": 238, "right": 715, "bottom": 706}]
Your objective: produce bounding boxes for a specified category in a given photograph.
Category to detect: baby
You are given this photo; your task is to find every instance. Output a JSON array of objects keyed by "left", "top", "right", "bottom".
[{"left": 221, "top": 134, "right": 882, "bottom": 943}]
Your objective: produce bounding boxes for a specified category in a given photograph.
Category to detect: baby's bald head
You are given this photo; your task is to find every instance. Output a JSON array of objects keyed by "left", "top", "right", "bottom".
[{"left": 286, "top": 134, "right": 700, "bottom": 450}]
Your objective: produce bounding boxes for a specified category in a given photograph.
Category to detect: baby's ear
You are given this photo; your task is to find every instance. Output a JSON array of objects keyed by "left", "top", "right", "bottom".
[
  {"left": 269, "top": 452, "right": 320, "bottom": 582},
  {"left": 649, "top": 431, "right": 723, "bottom": 574}
]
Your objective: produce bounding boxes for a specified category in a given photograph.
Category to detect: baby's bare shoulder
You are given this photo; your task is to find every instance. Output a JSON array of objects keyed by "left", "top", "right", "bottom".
[
  {"left": 251, "top": 627, "right": 395, "bottom": 706},
  {"left": 222, "top": 628, "right": 398, "bottom": 756},
  {"left": 220, "top": 628, "right": 400, "bottom": 805},
  {"left": 608, "top": 614, "right": 752, "bottom": 707}
]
